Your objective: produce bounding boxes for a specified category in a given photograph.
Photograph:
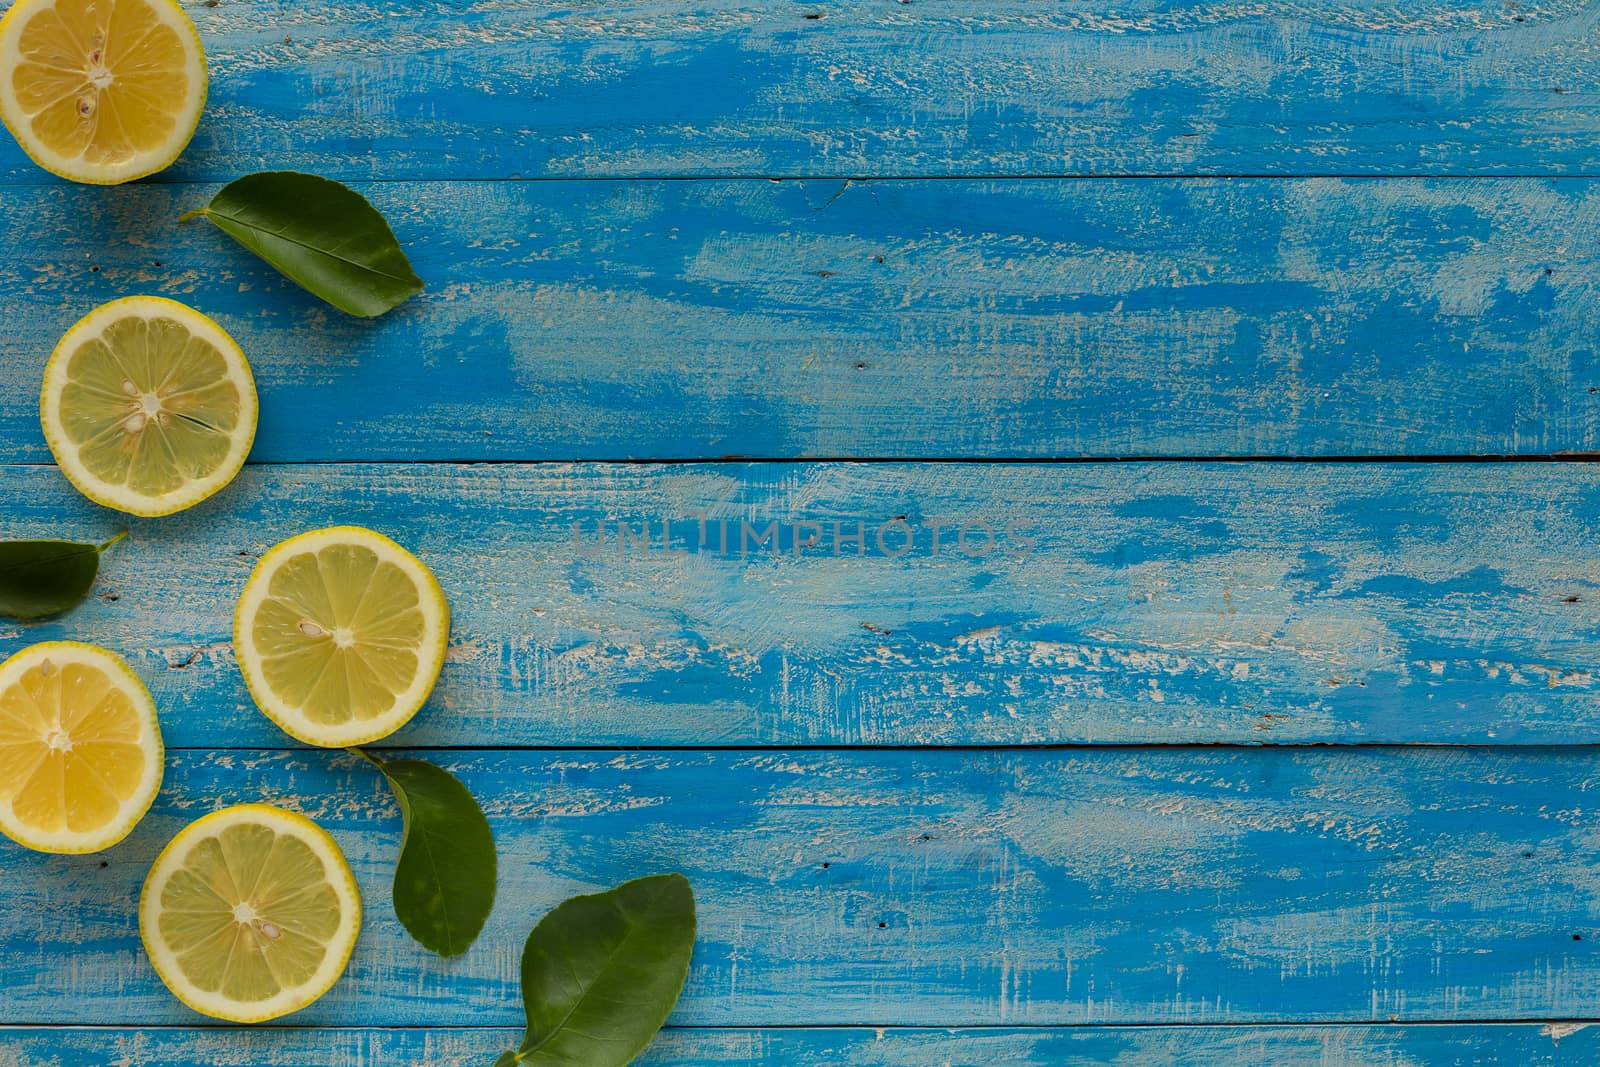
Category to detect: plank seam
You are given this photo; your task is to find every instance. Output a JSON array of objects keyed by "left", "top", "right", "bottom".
[
  {"left": 8, "top": 456, "right": 1600, "bottom": 468},
  {"left": 5, "top": 174, "right": 1600, "bottom": 188},
  {"left": 3, "top": 1020, "right": 1598, "bottom": 1031},
  {"left": 164, "top": 743, "right": 1600, "bottom": 754}
]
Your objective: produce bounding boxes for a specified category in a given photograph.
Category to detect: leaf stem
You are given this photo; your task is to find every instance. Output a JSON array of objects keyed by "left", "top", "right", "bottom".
[
  {"left": 177, "top": 207, "right": 209, "bottom": 223},
  {"left": 346, "top": 745, "right": 386, "bottom": 772},
  {"left": 99, "top": 529, "right": 128, "bottom": 553}
]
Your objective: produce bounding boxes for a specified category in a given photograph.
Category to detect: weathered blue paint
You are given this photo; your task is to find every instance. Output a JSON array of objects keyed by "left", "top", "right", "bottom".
[
  {"left": 4, "top": 178, "right": 1598, "bottom": 460},
  {"left": 2, "top": 1, "right": 1597, "bottom": 185},
  {"left": 2, "top": 747, "right": 1599, "bottom": 1026},
  {"left": 6, "top": 462, "right": 1600, "bottom": 747},
  {"left": 0, "top": 0, "right": 1590, "bottom": 1055},
  {"left": 2, "top": 1024, "right": 1596, "bottom": 1066}
]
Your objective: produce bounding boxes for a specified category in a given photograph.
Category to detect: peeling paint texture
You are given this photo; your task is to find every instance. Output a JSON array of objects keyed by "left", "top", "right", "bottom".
[
  {"left": 0, "top": 1, "right": 1595, "bottom": 183},
  {"left": 5, "top": 749, "right": 1600, "bottom": 1028},
  {"left": 6, "top": 463, "right": 1600, "bottom": 746},
  {"left": 5, "top": 179, "right": 1600, "bottom": 459},
  {"left": 0, "top": 0, "right": 1591, "bottom": 1061}
]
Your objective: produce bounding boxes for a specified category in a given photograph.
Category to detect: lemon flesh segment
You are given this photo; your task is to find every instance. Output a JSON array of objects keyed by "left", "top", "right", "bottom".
[
  {"left": 0, "top": 0, "right": 207, "bottom": 184},
  {"left": 235, "top": 527, "right": 451, "bottom": 748},
  {"left": 0, "top": 641, "right": 163, "bottom": 854},
  {"left": 140, "top": 804, "right": 362, "bottom": 1022},
  {"left": 41, "top": 296, "right": 257, "bottom": 517}
]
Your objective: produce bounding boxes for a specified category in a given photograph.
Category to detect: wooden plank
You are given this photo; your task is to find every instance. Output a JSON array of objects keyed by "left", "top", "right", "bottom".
[
  {"left": 7, "top": 461, "right": 1600, "bottom": 748},
  {"left": 3, "top": 1, "right": 1597, "bottom": 184},
  {"left": 5, "top": 179, "right": 1599, "bottom": 462},
  {"left": 4, "top": 747, "right": 1600, "bottom": 1025},
  {"left": 2, "top": 1024, "right": 1597, "bottom": 1065}
]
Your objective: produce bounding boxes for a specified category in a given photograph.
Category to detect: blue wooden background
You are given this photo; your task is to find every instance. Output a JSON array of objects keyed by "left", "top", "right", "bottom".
[{"left": 4, "top": 1, "right": 1600, "bottom": 1064}]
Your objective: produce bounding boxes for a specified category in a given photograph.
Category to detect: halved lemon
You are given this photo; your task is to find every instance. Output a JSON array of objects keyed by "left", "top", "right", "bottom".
[
  {"left": 41, "top": 296, "right": 257, "bottom": 517},
  {"left": 140, "top": 803, "right": 362, "bottom": 1022},
  {"left": 0, "top": 641, "right": 163, "bottom": 854},
  {"left": 234, "top": 527, "right": 451, "bottom": 748},
  {"left": 0, "top": 0, "right": 207, "bottom": 184}
]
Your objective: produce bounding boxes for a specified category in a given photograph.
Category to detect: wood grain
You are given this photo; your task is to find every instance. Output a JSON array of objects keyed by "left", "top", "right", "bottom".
[
  {"left": 5, "top": 179, "right": 1599, "bottom": 461},
  {"left": 0, "top": 0, "right": 1589, "bottom": 1049},
  {"left": 3, "top": 747, "right": 1600, "bottom": 1026},
  {"left": 3, "top": 1024, "right": 1597, "bottom": 1066},
  {"left": 7, "top": 461, "right": 1600, "bottom": 748},
  {"left": 2, "top": 1, "right": 1595, "bottom": 184}
]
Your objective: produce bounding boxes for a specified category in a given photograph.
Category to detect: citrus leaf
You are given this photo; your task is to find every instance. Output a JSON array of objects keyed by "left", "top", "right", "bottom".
[
  {"left": 509, "top": 873, "right": 696, "bottom": 1067},
  {"left": 0, "top": 531, "right": 125, "bottom": 620},
  {"left": 358, "top": 752, "right": 497, "bottom": 957},
  {"left": 182, "top": 171, "right": 423, "bottom": 317}
]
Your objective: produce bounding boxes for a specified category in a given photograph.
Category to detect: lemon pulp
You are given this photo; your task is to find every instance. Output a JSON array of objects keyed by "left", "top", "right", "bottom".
[
  {"left": 41, "top": 296, "right": 257, "bottom": 517},
  {"left": 235, "top": 527, "right": 450, "bottom": 747},
  {"left": 0, "top": 641, "right": 163, "bottom": 853},
  {"left": 140, "top": 804, "right": 361, "bottom": 1022},
  {"left": 0, "top": 0, "right": 208, "bottom": 183}
]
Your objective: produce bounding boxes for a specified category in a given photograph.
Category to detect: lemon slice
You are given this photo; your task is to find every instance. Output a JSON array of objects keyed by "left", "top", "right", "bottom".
[
  {"left": 0, "top": 641, "right": 163, "bottom": 854},
  {"left": 40, "top": 296, "right": 257, "bottom": 517},
  {"left": 0, "top": 0, "right": 207, "bottom": 184},
  {"left": 140, "top": 803, "right": 362, "bottom": 1022},
  {"left": 234, "top": 526, "right": 451, "bottom": 748}
]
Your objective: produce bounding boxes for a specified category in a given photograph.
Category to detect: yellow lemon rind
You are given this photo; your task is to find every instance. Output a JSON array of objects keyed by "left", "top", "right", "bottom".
[
  {"left": 138, "top": 803, "right": 362, "bottom": 1023},
  {"left": 0, "top": 640, "right": 164, "bottom": 854},
  {"left": 39, "top": 295, "right": 258, "bottom": 518},
  {"left": 0, "top": 0, "right": 208, "bottom": 185},
  {"left": 233, "top": 526, "right": 451, "bottom": 749}
]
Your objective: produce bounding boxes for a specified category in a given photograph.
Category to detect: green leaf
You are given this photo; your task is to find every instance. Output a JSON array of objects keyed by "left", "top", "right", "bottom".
[
  {"left": 356, "top": 751, "right": 497, "bottom": 957},
  {"left": 0, "top": 531, "right": 126, "bottom": 621},
  {"left": 511, "top": 873, "right": 696, "bottom": 1067},
  {"left": 182, "top": 171, "right": 423, "bottom": 317}
]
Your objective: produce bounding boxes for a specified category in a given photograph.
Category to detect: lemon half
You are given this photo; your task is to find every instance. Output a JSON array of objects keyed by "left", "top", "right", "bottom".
[
  {"left": 140, "top": 803, "right": 362, "bottom": 1022},
  {"left": 41, "top": 296, "right": 257, "bottom": 517},
  {"left": 0, "top": 0, "right": 207, "bottom": 184},
  {"left": 234, "top": 527, "right": 451, "bottom": 748},
  {"left": 0, "top": 641, "right": 163, "bottom": 854}
]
